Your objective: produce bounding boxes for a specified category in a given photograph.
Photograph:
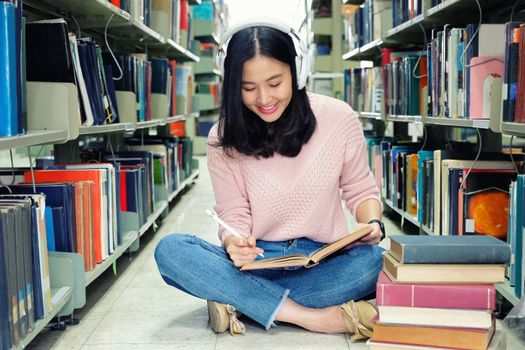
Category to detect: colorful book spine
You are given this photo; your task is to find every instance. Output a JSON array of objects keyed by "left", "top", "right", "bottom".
[
  {"left": 390, "top": 234, "right": 512, "bottom": 264},
  {"left": 376, "top": 271, "right": 496, "bottom": 309},
  {"left": 0, "top": 2, "right": 19, "bottom": 137}
]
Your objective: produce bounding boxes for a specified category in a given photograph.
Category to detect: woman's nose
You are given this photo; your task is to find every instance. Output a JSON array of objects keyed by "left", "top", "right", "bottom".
[{"left": 256, "top": 88, "right": 272, "bottom": 105}]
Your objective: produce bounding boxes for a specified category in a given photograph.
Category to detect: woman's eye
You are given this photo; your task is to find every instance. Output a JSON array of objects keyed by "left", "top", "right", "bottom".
[
  {"left": 270, "top": 82, "right": 281, "bottom": 88},
  {"left": 243, "top": 87, "right": 256, "bottom": 92}
]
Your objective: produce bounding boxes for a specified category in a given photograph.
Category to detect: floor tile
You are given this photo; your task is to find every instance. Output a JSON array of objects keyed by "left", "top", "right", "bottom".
[
  {"left": 84, "top": 309, "right": 216, "bottom": 345},
  {"left": 81, "top": 343, "right": 215, "bottom": 350}
]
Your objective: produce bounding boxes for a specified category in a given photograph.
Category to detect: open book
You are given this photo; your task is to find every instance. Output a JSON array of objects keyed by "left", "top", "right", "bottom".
[{"left": 240, "top": 226, "right": 371, "bottom": 271}]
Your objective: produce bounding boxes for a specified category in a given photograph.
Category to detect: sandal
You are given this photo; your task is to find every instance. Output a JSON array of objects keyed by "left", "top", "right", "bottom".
[
  {"left": 207, "top": 300, "right": 246, "bottom": 336},
  {"left": 340, "top": 300, "right": 377, "bottom": 341}
]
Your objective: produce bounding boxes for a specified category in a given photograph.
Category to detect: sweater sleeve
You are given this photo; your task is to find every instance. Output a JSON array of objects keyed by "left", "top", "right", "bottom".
[
  {"left": 339, "top": 110, "right": 382, "bottom": 218},
  {"left": 206, "top": 126, "right": 252, "bottom": 244}
]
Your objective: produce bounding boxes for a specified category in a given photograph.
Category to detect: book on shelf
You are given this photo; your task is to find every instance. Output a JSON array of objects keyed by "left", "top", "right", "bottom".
[
  {"left": 376, "top": 271, "right": 496, "bottom": 310},
  {"left": 389, "top": 235, "right": 512, "bottom": 264},
  {"left": 371, "top": 317, "right": 495, "bottom": 350},
  {"left": 240, "top": 227, "right": 370, "bottom": 271},
  {"left": 382, "top": 252, "right": 506, "bottom": 284},
  {"left": 440, "top": 159, "right": 517, "bottom": 236}
]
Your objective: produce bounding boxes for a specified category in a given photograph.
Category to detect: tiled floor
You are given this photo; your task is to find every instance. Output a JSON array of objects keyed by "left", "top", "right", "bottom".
[{"left": 27, "top": 156, "right": 525, "bottom": 350}]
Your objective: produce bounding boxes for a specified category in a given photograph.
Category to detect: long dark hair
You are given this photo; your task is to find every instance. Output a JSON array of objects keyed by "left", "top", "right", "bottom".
[{"left": 215, "top": 26, "right": 316, "bottom": 158}]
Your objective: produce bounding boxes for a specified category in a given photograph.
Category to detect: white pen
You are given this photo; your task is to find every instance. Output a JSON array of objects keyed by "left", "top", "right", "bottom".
[{"left": 205, "top": 209, "right": 264, "bottom": 257}]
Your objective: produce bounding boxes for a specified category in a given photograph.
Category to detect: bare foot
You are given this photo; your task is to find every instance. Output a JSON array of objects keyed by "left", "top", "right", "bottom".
[
  {"left": 296, "top": 306, "right": 347, "bottom": 333},
  {"left": 276, "top": 298, "right": 348, "bottom": 333}
]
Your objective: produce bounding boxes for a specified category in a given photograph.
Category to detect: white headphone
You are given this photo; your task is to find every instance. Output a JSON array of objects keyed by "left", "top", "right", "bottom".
[{"left": 218, "top": 17, "right": 310, "bottom": 90}]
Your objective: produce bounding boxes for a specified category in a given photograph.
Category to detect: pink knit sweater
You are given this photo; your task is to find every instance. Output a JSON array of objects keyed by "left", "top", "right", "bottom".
[{"left": 207, "top": 92, "right": 381, "bottom": 244}]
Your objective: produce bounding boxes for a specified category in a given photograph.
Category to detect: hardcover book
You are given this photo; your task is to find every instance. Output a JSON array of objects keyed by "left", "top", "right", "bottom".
[
  {"left": 371, "top": 318, "right": 495, "bottom": 350},
  {"left": 240, "top": 227, "right": 370, "bottom": 271},
  {"left": 376, "top": 271, "right": 496, "bottom": 310},
  {"left": 389, "top": 235, "right": 512, "bottom": 264},
  {"left": 382, "top": 252, "right": 506, "bottom": 284}
]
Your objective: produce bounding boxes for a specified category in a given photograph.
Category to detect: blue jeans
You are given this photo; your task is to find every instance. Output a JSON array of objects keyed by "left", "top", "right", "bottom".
[{"left": 154, "top": 234, "right": 383, "bottom": 329}]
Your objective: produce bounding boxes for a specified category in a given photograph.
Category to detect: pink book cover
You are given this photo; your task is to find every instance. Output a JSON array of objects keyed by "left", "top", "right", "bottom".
[
  {"left": 469, "top": 56, "right": 504, "bottom": 119},
  {"left": 376, "top": 271, "right": 496, "bottom": 310}
]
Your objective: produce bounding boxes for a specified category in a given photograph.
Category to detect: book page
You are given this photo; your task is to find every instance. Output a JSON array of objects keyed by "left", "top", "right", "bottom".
[
  {"left": 309, "top": 226, "right": 371, "bottom": 263},
  {"left": 240, "top": 254, "right": 309, "bottom": 271}
]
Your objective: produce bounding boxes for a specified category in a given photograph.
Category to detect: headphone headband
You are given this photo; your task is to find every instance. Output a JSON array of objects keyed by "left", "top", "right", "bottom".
[{"left": 218, "top": 17, "right": 309, "bottom": 90}]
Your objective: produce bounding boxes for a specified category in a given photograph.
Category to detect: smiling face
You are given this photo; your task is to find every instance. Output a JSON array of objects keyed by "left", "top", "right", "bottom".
[{"left": 241, "top": 54, "right": 293, "bottom": 123}]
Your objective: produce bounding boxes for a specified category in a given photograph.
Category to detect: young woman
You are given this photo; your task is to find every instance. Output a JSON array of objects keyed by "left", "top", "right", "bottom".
[{"left": 155, "top": 18, "right": 384, "bottom": 341}]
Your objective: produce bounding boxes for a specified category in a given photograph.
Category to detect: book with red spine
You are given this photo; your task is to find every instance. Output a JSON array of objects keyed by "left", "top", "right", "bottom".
[{"left": 376, "top": 271, "right": 496, "bottom": 310}]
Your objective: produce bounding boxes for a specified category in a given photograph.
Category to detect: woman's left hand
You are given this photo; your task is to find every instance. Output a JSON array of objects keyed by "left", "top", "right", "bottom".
[{"left": 346, "top": 223, "right": 382, "bottom": 248}]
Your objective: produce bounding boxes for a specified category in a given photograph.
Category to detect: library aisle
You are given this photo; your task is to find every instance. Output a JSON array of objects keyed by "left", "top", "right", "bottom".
[{"left": 25, "top": 157, "right": 523, "bottom": 350}]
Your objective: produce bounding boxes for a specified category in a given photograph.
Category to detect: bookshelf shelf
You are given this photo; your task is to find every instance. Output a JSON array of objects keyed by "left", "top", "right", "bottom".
[
  {"left": 342, "top": 39, "right": 391, "bottom": 61},
  {"left": 139, "top": 200, "right": 168, "bottom": 237},
  {"left": 0, "top": 130, "right": 68, "bottom": 151},
  {"left": 79, "top": 123, "right": 134, "bottom": 135},
  {"left": 168, "top": 170, "right": 200, "bottom": 202},
  {"left": 424, "top": 116, "right": 490, "bottom": 129},
  {"left": 501, "top": 122, "right": 525, "bottom": 137},
  {"left": 420, "top": 224, "right": 434, "bottom": 235},
  {"left": 495, "top": 281, "right": 520, "bottom": 306},
  {"left": 342, "top": 47, "right": 360, "bottom": 61},
  {"left": 166, "top": 39, "right": 200, "bottom": 62},
  {"left": 26, "top": 0, "right": 131, "bottom": 29},
  {"left": 85, "top": 230, "right": 139, "bottom": 286},
  {"left": 384, "top": 198, "right": 421, "bottom": 228},
  {"left": 386, "top": 115, "right": 423, "bottom": 124},
  {"left": 386, "top": 13, "right": 427, "bottom": 43},
  {"left": 166, "top": 115, "right": 186, "bottom": 124},
  {"left": 359, "top": 112, "right": 383, "bottom": 120},
  {"left": 16, "top": 287, "right": 73, "bottom": 349},
  {"left": 135, "top": 120, "right": 163, "bottom": 129}
]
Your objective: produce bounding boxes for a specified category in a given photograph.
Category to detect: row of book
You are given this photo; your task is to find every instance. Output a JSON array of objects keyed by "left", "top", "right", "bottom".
[
  {"left": 0, "top": 4, "right": 195, "bottom": 137},
  {"left": 365, "top": 138, "right": 525, "bottom": 298},
  {"left": 345, "top": 0, "right": 392, "bottom": 51},
  {"left": 344, "top": 20, "right": 525, "bottom": 122},
  {"left": 343, "top": 67, "right": 383, "bottom": 114},
  {"left": 0, "top": 195, "right": 52, "bottom": 350},
  {"left": 370, "top": 234, "right": 510, "bottom": 349},
  {"left": 0, "top": 135, "right": 197, "bottom": 349},
  {"left": 113, "top": 0, "right": 193, "bottom": 49}
]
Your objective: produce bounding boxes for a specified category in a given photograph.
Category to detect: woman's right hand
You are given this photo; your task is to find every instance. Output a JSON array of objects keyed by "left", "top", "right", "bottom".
[{"left": 223, "top": 234, "right": 264, "bottom": 268}]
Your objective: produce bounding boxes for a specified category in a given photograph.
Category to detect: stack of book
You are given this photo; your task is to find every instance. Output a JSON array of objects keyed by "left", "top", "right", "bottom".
[{"left": 369, "top": 235, "right": 511, "bottom": 350}]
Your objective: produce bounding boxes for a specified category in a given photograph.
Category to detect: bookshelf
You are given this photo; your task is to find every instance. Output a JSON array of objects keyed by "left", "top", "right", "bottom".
[
  {"left": 0, "top": 130, "right": 69, "bottom": 151},
  {"left": 85, "top": 231, "right": 138, "bottom": 286},
  {"left": 14, "top": 287, "right": 73, "bottom": 350},
  {"left": 384, "top": 199, "right": 420, "bottom": 228},
  {"left": 340, "top": 0, "right": 525, "bottom": 305},
  {"left": 191, "top": 0, "right": 225, "bottom": 154},
  {"left": 0, "top": 1, "right": 213, "bottom": 348}
]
